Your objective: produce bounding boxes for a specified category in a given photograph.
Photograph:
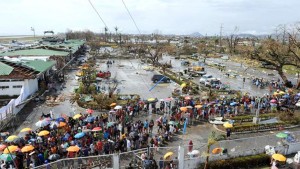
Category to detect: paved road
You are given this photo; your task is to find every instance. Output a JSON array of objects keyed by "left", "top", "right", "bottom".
[{"left": 161, "top": 55, "right": 298, "bottom": 96}]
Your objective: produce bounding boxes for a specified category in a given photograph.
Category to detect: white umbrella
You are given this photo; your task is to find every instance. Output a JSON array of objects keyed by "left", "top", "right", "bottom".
[
  {"left": 186, "top": 106, "right": 193, "bottom": 109},
  {"left": 35, "top": 119, "right": 51, "bottom": 128},
  {"left": 188, "top": 150, "right": 200, "bottom": 155},
  {"left": 114, "top": 105, "right": 122, "bottom": 110},
  {"left": 50, "top": 121, "right": 59, "bottom": 129},
  {"left": 296, "top": 102, "right": 300, "bottom": 107}
]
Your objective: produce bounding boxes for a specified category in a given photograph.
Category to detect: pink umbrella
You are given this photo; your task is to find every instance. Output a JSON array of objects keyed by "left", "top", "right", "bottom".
[
  {"left": 86, "top": 109, "right": 94, "bottom": 114},
  {"left": 270, "top": 99, "right": 277, "bottom": 103},
  {"left": 185, "top": 96, "right": 191, "bottom": 100},
  {"left": 164, "top": 97, "right": 173, "bottom": 101}
]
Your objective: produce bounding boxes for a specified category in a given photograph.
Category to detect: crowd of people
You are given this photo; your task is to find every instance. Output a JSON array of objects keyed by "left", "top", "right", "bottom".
[{"left": 0, "top": 87, "right": 299, "bottom": 168}]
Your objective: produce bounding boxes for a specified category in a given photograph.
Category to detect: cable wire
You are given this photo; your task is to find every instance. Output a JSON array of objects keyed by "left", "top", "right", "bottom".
[
  {"left": 88, "top": 0, "right": 108, "bottom": 30},
  {"left": 121, "top": 0, "right": 141, "bottom": 35}
]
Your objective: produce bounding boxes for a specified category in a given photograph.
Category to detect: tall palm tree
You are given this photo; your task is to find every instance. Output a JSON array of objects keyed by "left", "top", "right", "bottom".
[
  {"left": 114, "top": 26, "right": 118, "bottom": 44},
  {"left": 204, "top": 131, "right": 218, "bottom": 169},
  {"left": 104, "top": 27, "right": 108, "bottom": 42},
  {"left": 115, "top": 26, "right": 118, "bottom": 35}
]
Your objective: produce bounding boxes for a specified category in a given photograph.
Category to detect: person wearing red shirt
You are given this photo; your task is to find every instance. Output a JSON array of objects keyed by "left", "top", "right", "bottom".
[{"left": 96, "top": 140, "right": 103, "bottom": 155}]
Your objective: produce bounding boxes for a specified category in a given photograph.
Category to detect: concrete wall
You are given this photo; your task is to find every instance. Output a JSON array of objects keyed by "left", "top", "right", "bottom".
[
  {"left": 0, "top": 79, "right": 38, "bottom": 97},
  {"left": 287, "top": 143, "right": 300, "bottom": 154},
  {"left": 0, "top": 80, "right": 24, "bottom": 96},
  {"left": 23, "top": 79, "right": 38, "bottom": 98}
]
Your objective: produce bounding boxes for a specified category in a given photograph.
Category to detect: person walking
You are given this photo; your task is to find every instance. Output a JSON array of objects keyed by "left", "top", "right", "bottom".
[{"left": 188, "top": 140, "right": 193, "bottom": 152}]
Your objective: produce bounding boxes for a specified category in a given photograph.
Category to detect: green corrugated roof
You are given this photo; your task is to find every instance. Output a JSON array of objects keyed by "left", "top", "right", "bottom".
[
  {"left": 0, "top": 62, "right": 13, "bottom": 75},
  {"left": 21, "top": 60, "right": 56, "bottom": 72},
  {"left": 48, "top": 40, "right": 85, "bottom": 53},
  {"left": 0, "top": 49, "right": 69, "bottom": 57}
]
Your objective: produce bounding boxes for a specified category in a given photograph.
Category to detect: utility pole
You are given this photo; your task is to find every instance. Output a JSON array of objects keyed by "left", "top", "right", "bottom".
[
  {"left": 31, "top": 27, "right": 35, "bottom": 38},
  {"left": 219, "top": 24, "right": 223, "bottom": 48}
]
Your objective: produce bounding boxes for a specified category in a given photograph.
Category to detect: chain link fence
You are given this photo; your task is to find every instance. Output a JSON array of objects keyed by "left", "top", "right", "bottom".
[
  {"left": 34, "top": 154, "right": 113, "bottom": 169},
  {"left": 119, "top": 148, "right": 147, "bottom": 169},
  {"left": 33, "top": 131, "right": 300, "bottom": 169}
]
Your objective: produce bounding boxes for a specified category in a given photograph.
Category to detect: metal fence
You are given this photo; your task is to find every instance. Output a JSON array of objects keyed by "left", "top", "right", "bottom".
[
  {"left": 33, "top": 131, "right": 300, "bottom": 169},
  {"left": 33, "top": 154, "right": 113, "bottom": 169},
  {"left": 119, "top": 148, "right": 147, "bottom": 169}
]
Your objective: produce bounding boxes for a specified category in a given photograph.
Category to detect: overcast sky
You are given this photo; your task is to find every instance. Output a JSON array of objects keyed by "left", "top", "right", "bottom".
[{"left": 1, "top": 0, "right": 299, "bottom": 36}]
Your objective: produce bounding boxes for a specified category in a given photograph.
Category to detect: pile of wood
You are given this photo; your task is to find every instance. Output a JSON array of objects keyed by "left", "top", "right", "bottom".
[{"left": 46, "top": 95, "right": 65, "bottom": 106}]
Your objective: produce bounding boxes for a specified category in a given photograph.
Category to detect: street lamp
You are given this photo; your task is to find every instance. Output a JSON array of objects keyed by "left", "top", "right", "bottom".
[{"left": 30, "top": 27, "right": 35, "bottom": 38}]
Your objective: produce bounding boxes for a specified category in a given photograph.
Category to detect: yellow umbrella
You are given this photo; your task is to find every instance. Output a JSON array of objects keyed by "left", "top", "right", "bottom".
[
  {"left": 5, "top": 135, "right": 18, "bottom": 142},
  {"left": 110, "top": 103, "right": 117, "bottom": 107},
  {"left": 212, "top": 147, "right": 223, "bottom": 154},
  {"left": 195, "top": 105, "right": 202, "bottom": 109},
  {"left": 180, "top": 107, "right": 187, "bottom": 112},
  {"left": 279, "top": 91, "right": 285, "bottom": 95},
  {"left": 73, "top": 114, "right": 82, "bottom": 119},
  {"left": 223, "top": 122, "right": 233, "bottom": 128},
  {"left": 20, "top": 128, "right": 32, "bottom": 133},
  {"left": 3, "top": 146, "right": 19, "bottom": 154},
  {"left": 164, "top": 152, "right": 174, "bottom": 160},
  {"left": 38, "top": 130, "right": 50, "bottom": 136},
  {"left": 58, "top": 122, "right": 66, "bottom": 128},
  {"left": 76, "top": 71, "right": 83, "bottom": 77},
  {"left": 272, "top": 153, "right": 286, "bottom": 162},
  {"left": 147, "top": 98, "right": 155, "bottom": 102},
  {"left": 21, "top": 145, "right": 34, "bottom": 153},
  {"left": 67, "top": 146, "right": 80, "bottom": 152},
  {"left": 181, "top": 83, "right": 187, "bottom": 88}
]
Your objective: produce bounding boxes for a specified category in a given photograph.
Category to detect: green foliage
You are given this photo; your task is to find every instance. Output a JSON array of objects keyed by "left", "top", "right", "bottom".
[
  {"left": 230, "top": 113, "right": 276, "bottom": 122},
  {"left": 88, "top": 85, "right": 97, "bottom": 94},
  {"left": 76, "top": 83, "right": 85, "bottom": 94},
  {"left": 231, "top": 122, "right": 287, "bottom": 133},
  {"left": 278, "top": 112, "right": 300, "bottom": 125},
  {"left": 199, "top": 154, "right": 270, "bottom": 169}
]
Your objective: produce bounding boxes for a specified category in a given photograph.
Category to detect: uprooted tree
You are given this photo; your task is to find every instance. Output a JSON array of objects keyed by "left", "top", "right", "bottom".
[{"left": 251, "top": 24, "right": 300, "bottom": 88}]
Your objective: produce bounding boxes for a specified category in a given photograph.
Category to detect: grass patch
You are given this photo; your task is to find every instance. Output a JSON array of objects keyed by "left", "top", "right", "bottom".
[{"left": 283, "top": 65, "right": 299, "bottom": 75}]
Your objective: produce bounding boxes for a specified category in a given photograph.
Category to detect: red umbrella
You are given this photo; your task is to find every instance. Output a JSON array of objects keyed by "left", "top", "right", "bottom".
[
  {"left": 0, "top": 144, "right": 7, "bottom": 151},
  {"left": 92, "top": 127, "right": 102, "bottom": 132},
  {"left": 270, "top": 99, "right": 277, "bottom": 103},
  {"left": 86, "top": 109, "right": 94, "bottom": 114}
]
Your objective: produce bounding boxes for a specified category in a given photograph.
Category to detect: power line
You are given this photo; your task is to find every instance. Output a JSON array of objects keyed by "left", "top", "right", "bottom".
[
  {"left": 121, "top": 0, "right": 141, "bottom": 35},
  {"left": 88, "top": 0, "right": 108, "bottom": 30}
]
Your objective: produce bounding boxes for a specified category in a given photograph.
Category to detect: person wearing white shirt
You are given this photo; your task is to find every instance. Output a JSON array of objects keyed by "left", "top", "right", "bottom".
[
  {"left": 126, "top": 139, "right": 131, "bottom": 151},
  {"left": 90, "top": 143, "right": 95, "bottom": 155},
  {"left": 169, "top": 125, "right": 175, "bottom": 135}
]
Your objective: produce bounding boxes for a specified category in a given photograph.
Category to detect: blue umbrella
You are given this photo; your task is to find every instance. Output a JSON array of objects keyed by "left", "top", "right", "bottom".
[
  {"left": 230, "top": 102, "right": 237, "bottom": 106},
  {"left": 84, "top": 116, "right": 95, "bottom": 123},
  {"left": 56, "top": 117, "right": 65, "bottom": 122},
  {"left": 74, "top": 132, "right": 85, "bottom": 139},
  {"left": 107, "top": 122, "right": 115, "bottom": 127},
  {"left": 282, "top": 95, "right": 290, "bottom": 99}
]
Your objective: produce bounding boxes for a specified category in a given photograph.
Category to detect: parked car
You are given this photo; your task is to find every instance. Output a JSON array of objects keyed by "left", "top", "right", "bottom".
[
  {"left": 181, "top": 60, "right": 190, "bottom": 66},
  {"left": 209, "top": 117, "right": 228, "bottom": 125},
  {"left": 179, "top": 73, "right": 194, "bottom": 80},
  {"left": 151, "top": 74, "right": 171, "bottom": 83},
  {"left": 195, "top": 70, "right": 207, "bottom": 76},
  {"left": 199, "top": 75, "right": 213, "bottom": 84},
  {"left": 205, "top": 78, "right": 221, "bottom": 88},
  {"left": 192, "top": 66, "right": 204, "bottom": 71}
]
